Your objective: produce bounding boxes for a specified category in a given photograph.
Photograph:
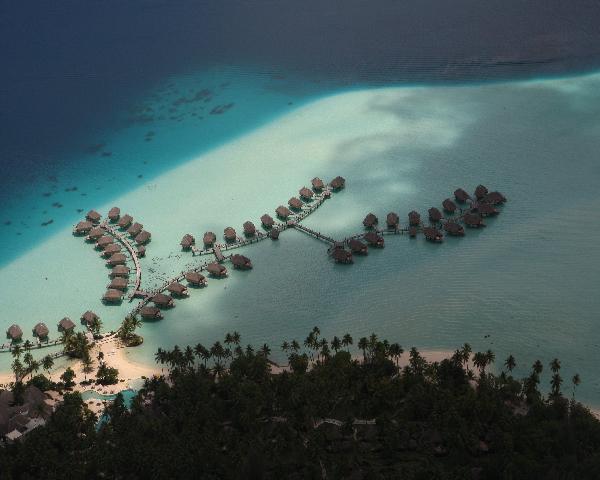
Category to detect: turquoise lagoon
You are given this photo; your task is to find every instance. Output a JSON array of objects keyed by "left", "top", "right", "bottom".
[{"left": 1, "top": 70, "right": 599, "bottom": 405}]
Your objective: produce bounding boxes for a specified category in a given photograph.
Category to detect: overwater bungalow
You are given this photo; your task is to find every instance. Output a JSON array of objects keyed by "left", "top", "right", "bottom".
[
  {"left": 454, "top": 188, "right": 471, "bottom": 203},
  {"left": 348, "top": 239, "right": 368, "bottom": 255},
  {"left": 74, "top": 221, "right": 93, "bottom": 235},
  {"left": 299, "top": 187, "right": 314, "bottom": 200},
  {"left": 288, "top": 197, "right": 303, "bottom": 210},
  {"left": 474, "top": 203, "right": 498, "bottom": 216},
  {"left": 409, "top": 226, "right": 418, "bottom": 237},
  {"left": 167, "top": 282, "right": 189, "bottom": 297},
  {"left": 57, "top": 317, "right": 75, "bottom": 332},
  {"left": 231, "top": 254, "right": 252, "bottom": 269},
  {"left": 96, "top": 235, "right": 114, "bottom": 249},
  {"left": 408, "top": 211, "right": 421, "bottom": 226},
  {"left": 180, "top": 234, "right": 195, "bottom": 250},
  {"left": 185, "top": 271, "right": 207, "bottom": 286},
  {"left": 203, "top": 231, "right": 216, "bottom": 246},
  {"left": 364, "top": 231, "right": 384, "bottom": 247},
  {"left": 270, "top": 228, "right": 280, "bottom": 240},
  {"left": 207, "top": 262, "right": 227, "bottom": 277},
  {"left": 152, "top": 293, "right": 175, "bottom": 308},
  {"left": 423, "top": 227, "right": 444, "bottom": 243},
  {"left": 243, "top": 221, "right": 256, "bottom": 236},
  {"left": 140, "top": 306, "right": 163, "bottom": 320},
  {"left": 86, "top": 227, "right": 104, "bottom": 241},
  {"left": 108, "top": 277, "right": 128, "bottom": 290},
  {"left": 386, "top": 212, "right": 400, "bottom": 229},
  {"left": 86, "top": 210, "right": 101, "bottom": 223},
  {"left": 137, "top": 245, "right": 146, "bottom": 257},
  {"left": 330, "top": 176, "right": 345, "bottom": 190},
  {"left": 103, "top": 289, "right": 123, "bottom": 303},
  {"left": 6, "top": 325, "right": 22, "bottom": 342},
  {"left": 481, "top": 191, "right": 507, "bottom": 205},
  {"left": 127, "top": 222, "right": 143, "bottom": 237},
  {"left": 33, "top": 323, "right": 49, "bottom": 339},
  {"left": 475, "top": 185, "right": 488, "bottom": 200},
  {"left": 463, "top": 213, "right": 485, "bottom": 228},
  {"left": 331, "top": 248, "right": 353, "bottom": 264},
  {"left": 311, "top": 177, "right": 325, "bottom": 191},
  {"left": 135, "top": 230, "right": 151, "bottom": 245},
  {"left": 110, "top": 265, "right": 130, "bottom": 277},
  {"left": 443, "top": 221, "right": 465, "bottom": 236},
  {"left": 80, "top": 311, "right": 99, "bottom": 327},
  {"left": 107, "top": 253, "right": 127, "bottom": 265},
  {"left": 223, "top": 227, "right": 237, "bottom": 242},
  {"left": 276, "top": 206, "right": 292, "bottom": 219},
  {"left": 363, "top": 213, "right": 378, "bottom": 229},
  {"left": 442, "top": 199, "right": 457, "bottom": 213},
  {"left": 108, "top": 207, "right": 120, "bottom": 222},
  {"left": 428, "top": 207, "right": 443, "bottom": 223},
  {"left": 102, "top": 244, "right": 122, "bottom": 257},
  {"left": 117, "top": 214, "right": 133, "bottom": 229},
  {"left": 261, "top": 214, "right": 275, "bottom": 229}
]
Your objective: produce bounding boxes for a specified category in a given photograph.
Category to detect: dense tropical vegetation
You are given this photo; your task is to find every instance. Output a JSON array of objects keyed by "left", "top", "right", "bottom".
[{"left": 2, "top": 328, "right": 600, "bottom": 478}]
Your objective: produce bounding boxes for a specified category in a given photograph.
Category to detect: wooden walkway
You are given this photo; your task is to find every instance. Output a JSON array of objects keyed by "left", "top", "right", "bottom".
[
  {"left": 101, "top": 223, "right": 142, "bottom": 299},
  {"left": 291, "top": 223, "right": 336, "bottom": 244}
]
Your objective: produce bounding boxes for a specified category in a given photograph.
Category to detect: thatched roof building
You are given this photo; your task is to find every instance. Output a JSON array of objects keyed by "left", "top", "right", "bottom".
[
  {"left": 108, "top": 277, "right": 128, "bottom": 290},
  {"left": 330, "top": 176, "right": 345, "bottom": 190},
  {"left": 288, "top": 197, "right": 303, "bottom": 210},
  {"left": 137, "top": 245, "right": 146, "bottom": 257},
  {"left": 481, "top": 191, "right": 506, "bottom": 205},
  {"left": 299, "top": 187, "right": 314, "bottom": 200},
  {"left": 231, "top": 254, "right": 252, "bottom": 269},
  {"left": 33, "top": 323, "right": 49, "bottom": 338},
  {"left": 180, "top": 234, "right": 195, "bottom": 250},
  {"left": 135, "top": 230, "right": 151, "bottom": 245},
  {"left": 87, "top": 227, "right": 104, "bottom": 240},
  {"left": 152, "top": 293, "right": 175, "bottom": 308},
  {"left": 474, "top": 203, "right": 498, "bottom": 216},
  {"left": 409, "top": 226, "right": 418, "bottom": 237},
  {"left": 442, "top": 199, "right": 457, "bottom": 213},
  {"left": 428, "top": 207, "right": 443, "bottom": 223},
  {"left": 261, "top": 214, "right": 275, "bottom": 228},
  {"left": 311, "top": 177, "right": 325, "bottom": 190},
  {"left": 80, "top": 311, "right": 99, "bottom": 326},
  {"left": 117, "top": 214, "right": 133, "bottom": 229},
  {"left": 74, "top": 221, "right": 93, "bottom": 234},
  {"left": 127, "top": 222, "right": 144, "bottom": 237},
  {"left": 185, "top": 271, "right": 206, "bottom": 286},
  {"left": 364, "top": 231, "right": 384, "bottom": 247},
  {"left": 103, "top": 289, "right": 123, "bottom": 303},
  {"left": 348, "top": 239, "right": 368, "bottom": 255},
  {"left": 102, "top": 244, "right": 122, "bottom": 257},
  {"left": 207, "top": 262, "right": 227, "bottom": 277},
  {"left": 110, "top": 265, "right": 130, "bottom": 277},
  {"left": 223, "top": 227, "right": 237, "bottom": 241},
  {"left": 454, "top": 188, "right": 471, "bottom": 203},
  {"left": 363, "top": 213, "right": 378, "bottom": 228},
  {"left": 108, "top": 207, "right": 120, "bottom": 222},
  {"left": 86, "top": 210, "right": 101, "bottom": 223},
  {"left": 203, "top": 231, "right": 216, "bottom": 246},
  {"left": 474, "top": 185, "right": 488, "bottom": 200},
  {"left": 408, "top": 211, "right": 421, "bottom": 226},
  {"left": 243, "top": 221, "right": 256, "bottom": 236},
  {"left": 140, "top": 306, "right": 163, "bottom": 320},
  {"left": 6, "top": 325, "right": 22, "bottom": 341},
  {"left": 107, "top": 253, "right": 127, "bottom": 265},
  {"left": 270, "top": 228, "right": 280, "bottom": 240},
  {"left": 463, "top": 213, "right": 485, "bottom": 228},
  {"left": 443, "top": 221, "right": 465, "bottom": 236},
  {"left": 276, "top": 206, "right": 292, "bottom": 219},
  {"left": 58, "top": 317, "right": 75, "bottom": 332},
  {"left": 331, "top": 248, "right": 353, "bottom": 264},
  {"left": 423, "top": 227, "right": 444, "bottom": 243},
  {"left": 96, "top": 235, "right": 114, "bottom": 248},
  {"left": 386, "top": 212, "right": 399, "bottom": 228},
  {"left": 167, "top": 282, "right": 189, "bottom": 296}
]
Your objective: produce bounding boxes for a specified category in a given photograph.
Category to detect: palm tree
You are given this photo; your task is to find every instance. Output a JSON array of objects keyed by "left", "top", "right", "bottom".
[
  {"left": 89, "top": 317, "right": 103, "bottom": 336},
  {"left": 224, "top": 332, "right": 233, "bottom": 347},
  {"left": 389, "top": 343, "right": 404, "bottom": 369},
  {"left": 504, "top": 355, "right": 516, "bottom": 374},
  {"left": 485, "top": 349, "right": 495, "bottom": 368},
  {"left": 330, "top": 336, "right": 341, "bottom": 353},
  {"left": 82, "top": 353, "right": 94, "bottom": 381},
  {"left": 232, "top": 331, "right": 241, "bottom": 345},
  {"left": 532, "top": 360, "right": 543, "bottom": 376},
  {"left": 245, "top": 344, "right": 254, "bottom": 356},
  {"left": 550, "top": 373, "right": 563, "bottom": 397},
  {"left": 184, "top": 346, "right": 195, "bottom": 368},
  {"left": 550, "top": 358, "right": 561, "bottom": 374},
  {"left": 320, "top": 341, "right": 330, "bottom": 361},
  {"left": 473, "top": 352, "right": 488, "bottom": 374},
  {"left": 290, "top": 340, "right": 300, "bottom": 353},
  {"left": 281, "top": 341, "right": 290, "bottom": 353},
  {"left": 213, "top": 362, "right": 225, "bottom": 379},
  {"left": 358, "top": 337, "right": 368, "bottom": 362},
  {"left": 42, "top": 355, "right": 54, "bottom": 376},
  {"left": 312, "top": 326, "right": 320, "bottom": 338},
  {"left": 11, "top": 344, "right": 22, "bottom": 359},
  {"left": 211, "top": 341, "right": 224, "bottom": 366},
  {"left": 572, "top": 373, "right": 581, "bottom": 398},
  {"left": 23, "top": 340, "right": 32, "bottom": 352},
  {"left": 260, "top": 343, "right": 271, "bottom": 358},
  {"left": 342, "top": 333, "right": 353, "bottom": 351}
]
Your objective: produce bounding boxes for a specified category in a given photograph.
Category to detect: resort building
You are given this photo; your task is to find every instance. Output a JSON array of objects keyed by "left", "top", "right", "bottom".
[
  {"left": 299, "top": 187, "right": 314, "bottom": 200},
  {"left": 364, "top": 232, "right": 384, "bottom": 247},
  {"left": 135, "top": 231, "right": 151, "bottom": 245},
  {"left": 223, "top": 227, "right": 237, "bottom": 242},
  {"left": 180, "top": 234, "right": 195, "bottom": 250},
  {"left": 288, "top": 197, "right": 303, "bottom": 210},
  {"left": 140, "top": 306, "right": 163, "bottom": 320},
  {"left": 127, "top": 222, "right": 144, "bottom": 237},
  {"left": 110, "top": 265, "right": 130, "bottom": 277},
  {"left": 386, "top": 212, "right": 399, "bottom": 229},
  {"left": 207, "top": 262, "right": 227, "bottom": 277},
  {"left": 33, "top": 323, "right": 49, "bottom": 339},
  {"left": 108, "top": 206, "right": 120, "bottom": 222},
  {"left": 152, "top": 293, "right": 175, "bottom": 308},
  {"left": 74, "top": 221, "right": 93, "bottom": 235},
  {"left": 243, "top": 221, "right": 256, "bottom": 236},
  {"left": 231, "top": 254, "right": 252, "bottom": 269},
  {"left": 423, "top": 227, "right": 444, "bottom": 243},
  {"left": 442, "top": 199, "right": 457, "bottom": 213},
  {"left": 260, "top": 214, "right": 275, "bottom": 229},
  {"left": 86, "top": 210, "right": 101, "bottom": 223},
  {"left": 117, "top": 214, "right": 133, "bottom": 229},
  {"left": 428, "top": 207, "right": 443, "bottom": 223},
  {"left": 103, "top": 289, "right": 123, "bottom": 303},
  {"left": 363, "top": 213, "right": 378, "bottom": 228},
  {"left": 6, "top": 325, "right": 23, "bottom": 342},
  {"left": 408, "top": 211, "right": 421, "bottom": 226},
  {"left": 348, "top": 239, "right": 368, "bottom": 255},
  {"left": 57, "top": 317, "right": 75, "bottom": 332},
  {"left": 330, "top": 176, "right": 345, "bottom": 190},
  {"left": 167, "top": 282, "right": 189, "bottom": 297},
  {"left": 185, "top": 271, "right": 207, "bottom": 286},
  {"left": 454, "top": 188, "right": 471, "bottom": 203},
  {"left": 276, "top": 206, "right": 292, "bottom": 219},
  {"left": 443, "top": 222, "right": 465, "bottom": 236},
  {"left": 203, "top": 232, "right": 216, "bottom": 246},
  {"left": 311, "top": 177, "right": 325, "bottom": 191}
]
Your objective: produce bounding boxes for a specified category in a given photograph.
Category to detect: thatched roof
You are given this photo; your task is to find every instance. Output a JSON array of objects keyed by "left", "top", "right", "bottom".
[
  {"left": 140, "top": 306, "right": 162, "bottom": 319},
  {"left": 109, "top": 277, "right": 128, "bottom": 290},
  {"left": 276, "top": 206, "right": 292, "bottom": 219},
  {"left": 475, "top": 203, "right": 498, "bottom": 216},
  {"left": 443, "top": 222, "right": 464, "bottom": 236},
  {"left": 108, "top": 207, "right": 120, "bottom": 221},
  {"left": 74, "top": 221, "right": 93, "bottom": 234},
  {"left": 137, "top": 245, "right": 146, "bottom": 257},
  {"left": 107, "top": 253, "right": 127, "bottom": 265},
  {"left": 348, "top": 239, "right": 368, "bottom": 254},
  {"left": 363, "top": 213, "right": 378, "bottom": 228},
  {"left": 442, "top": 199, "right": 457, "bottom": 213},
  {"left": 86, "top": 210, "right": 101, "bottom": 223},
  {"left": 96, "top": 235, "right": 114, "bottom": 248},
  {"left": 110, "top": 265, "right": 130, "bottom": 277},
  {"left": 270, "top": 229, "right": 280, "bottom": 240},
  {"left": 331, "top": 248, "right": 352, "bottom": 263},
  {"left": 231, "top": 254, "right": 252, "bottom": 269},
  {"left": 6, "top": 325, "right": 22, "bottom": 341},
  {"left": 117, "top": 214, "right": 133, "bottom": 228},
  {"left": 261, "top": 214, "right": 275, "bottom": 228},
  {"left": 454, "top": 188, "right": 471, "bottom": 203},
  {"left": 80, "top": 311, "right": 99, "bottom": 326},
  {"left": 299, "top": 187, "right": 314, "bottom": 199},
  {"left": 185, "top": 271, "right": 206, "bottom": 285},
  {"left": 167, "top": 282, "right": 188, "bottom": 296},
  {"left": 180, "top": 234, "right": 195, "bottom": 249},
  {"left": 58, "top": 317, "right": 75, "bottom": 332},
  {"left": 103, "top": 289, "right": 123, "bottom": 302},
  {"left": 428, "top": 207, "right": 443, "bottom": 222},
  {"left": 474, "top": 185, "right": 488, "bottom": 200},
  {"left": 363, "top": 232, "right": 384, "bottom": 247},
  {"left": 152, "top": 293, "right": 174, "bottom": 307},
  {"left": 135, "top": 230, "right": 151, "bottom": 245},
  {"left": 102, "top": 244, "right": 121, "bottom": 256},
  {"left": 423, "top": 227, "right": 443, "bottom": 242},
  {"left": 330, "top": 176, "right": 345, "bottom": 189},
  {"left": 408, "top": 211, "right": 421, "bottom": 226},
  {"left": 87, "top": 227, "right": 104, "bottom": 240},
  {"left": 203, "top": 231, "right": 216, "bottom": 245},
  {"left": 386, "top": 212, "right": 399, "bottom": 227},
  {"left": 223, "top": 227, "right": 236, "bottom": 241},
  {"left": 288, "top": 197, "right": 303, "bottom": 210},
  {"left": 311, "top": 177, "right": 325, "bottom": 190},
  {"left": 33, "top": 323, "right": 49, "bottom": 338},
  {"left": 463, "top": 213, "right": 485, "bottom": 227},
  {"left": 243, "top": 221, "right": 256, "bottom": 235},
  {"left": 481, "top": 191, "right": 506, "bottom": 205},
  {"left": 207, "top": 262, "right": 227, "bottom": 276},
  {"left": 127, "top": 222, "right": 144, "bottom": 237}
]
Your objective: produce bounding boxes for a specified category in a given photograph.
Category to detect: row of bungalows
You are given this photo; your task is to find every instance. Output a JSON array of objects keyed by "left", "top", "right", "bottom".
[
  {"left": 364, "top": 231, "right": 384, "bottom": 247},
  {"left": 5, "top": 322, "right": 60, "bottom": 342},
  {"left": 185, "top": 271, "right": 207, "bottom": 286},
  {"left": 231, "top": 254, "right": 252, "bottom": 269}
]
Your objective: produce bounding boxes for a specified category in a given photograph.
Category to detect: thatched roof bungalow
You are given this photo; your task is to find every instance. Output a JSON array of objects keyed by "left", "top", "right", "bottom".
[
  {"left": 58, "top": 317, "right": 75, "bottom": 332},
  {"left": 423, "top": 227, "right": 444, "bottom": 243},
  {"left": 107, "top": 253, "right": 127, "bottom": 265},
  {"left": 117, "top": 214, "right": 133, "bottom": 229},
  {"left": 180, "top": 234, "right": 195, "bottom": 250},
  {"left": 276, "top": 206, "right": 292, "bottom": 219},
  {"left": 454, "top": 188, "right": 471, "bottom": 203},
  {"left": 348, "top": 239, "right": 368, "bottom": 255},
  {"left": 185, "top": 271, "right": 207, "bottom": 286},
  {"left": 223, "top": 227, "right": 237, "bottom": 242},
  {"left": 270, "top": 229, "right": 280, "bottom": 240},
  {"left": 408, "top": 211, "right": 421, "bottom": 226},
  {"left": 474, "top": 203, "right": 498, "bottom": 216},
  {"left": 6, "top": 325, "right": 22, "bottom": 341},
  {"left": 299, "top": 187, "right": 314, "bottom": 200},
  {"left": 135, "top": 230, "right": 151, "bottom": 245},
  {"left": 203, "top": 231, "right": 216, "bottom": 246},
  {"left": 428, "top": 207, "right": 443, "bottom": 223},
  {"left": 167, "top": 282, "right": 189, "bottom": 297},
  {"left": 96, "top": 235, "right": 114, "bottom": 249},
  {"left": 127, "top": 222, "right": 144, "bottom": 237},
  {"left": 364, "top": 231, "right": 384, "bottom": 247},
  {"left": 152, "top": 293, "right": 175, "bottom": 308},
  {"left": 110, "top": 265, "right": 130, "bottom": 277},
  {"left": 261, "top": 214, "right": 275, "bottom": 229},
  {"left": 87, "top": 227, "right": 104, "bottom": 240},
  {"left": 243, "top": 221, "right": 256, "bottom": 236},
  {"left": 442, "top": 199, "right": 457, "bottom": 213},
  {"left": 74, "top": 221, "right": 93, "bottom": 235},
  {"left": 86, "top": 210, "right": 101, "bottom": 223},
  {"left": 463, "top": 213, "right": 485, "bottom": 228},
  {"left": 330, "top": 176, "right": 345, "bottom": 190},
  {"left": 33, "top": 323, "right": 49, "bottom": 339},
  {"left": 103, "top": 289, "right": 123, "bottom": 303},
  {"left": 311, "top": 177, "right": 325, "bottom": 191},
  {"left": 481, "top": 191, "right": 507, "bottom": 205},
  {"left": 108, "top": 277, "right": 128, "bottom": 290},
  {"left": 386, "top": 212, "right": 399, "bottom": 229},
  {"left": 80, "top": 311, "right": 99, "bottom": 327},
  {"left": 363, "top": 213, "right": 378, "bottom": 228},
  {"left": 102, "top": 244, "right": 121, "bottom": 257},
  {"left": 137, "top": 245, "right": 146, "bottom": 257},
  {"left": 231, "top": 254, "right": 252, "bottom": 269},
  {"left": 331, "top": 248, "right": 353, "bottom": 264},
  {"left": 207, "top": 262, "right": 227, "bottom": 277},
  {"left": 108, "top": 207, "right": 120, "bottom": 222},
  {"left": 443, "top": 221, "right": 465, "bottom": 236},
  {"left": 140, "top": 306, "right": 162, "bottom": 320},
  {"left": 288, "top": 197, "right": 303, "bottom": 210},
  {"left": 475, "top": 185, "right": 488, "bottom": 200}
]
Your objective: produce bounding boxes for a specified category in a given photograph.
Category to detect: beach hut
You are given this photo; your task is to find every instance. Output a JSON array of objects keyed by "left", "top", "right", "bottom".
[
  {"left": 481, "top": 191, "right": 507, "bottom": 205},
  {"left": 167, "top": 282, "right": 189, "bottom": 297},
  {"left": 127, "top": 222, "right": 144, "bottom": 237},
  {"left": 454, "top": 188, "right": 471, "bottom": 203},
  {"left": 33, "top": 323, "right": 49, "bottom": 339},
  {"left": 331, "top": 248, "right": 353, "bottom": 264},
  {"left": 475, "top": 185, "right": 488, "bottom": 200},
  {"left": 103, "top": 289, "right": 123, "bottom": 303},
  {"left": 442, "top": 199, "right": 457, "bottom": 213},
  {"left": 363, "top": 231, "right": 385, "bottom": 248},
  {"left": 80, "top": 311, "right": 99, "bottom": 327},
  {"left": 260, "top": 214, "right": 275, "bottom": 229},
  {"left": 117, "top": 214, "right": 133, "bottom": 229},
  {"left": 231, "top": 254, "right": 252, "bottom": 269},
  {"left": 443, "top": 221, "right": 465, "bottom": 236},
  {"left": 86, "top": 210, "right": 101, "bottom": 223},
  {"left": 86, "top": 227, "right": 104, "bottom": 241},
  {"left": 110, "top": 265, "right": 130, "bottom": 278},
  {"left": 423, "top": 227, "right": 444, "bottom": 243},
  {"left": 137, "top": 245, "right": 146, "bottom": 257},
  {"left": 276, "top": 206, "right": 292, "bottom": 219},
  {"left": 428, "top": 207, "right": 443, "bottom": 223},
  {"left": 152, "top": 293, "right": 175, "bottom": 308},
  {"left": 409, "top": 226, "right": 418, "bottom": 238},
  {"left": 73, "top": 221, "right": 93, "bottom": 235},
  {"left": 6, "top": 325, "right": 22, "bottom": 342},
  {"left": 96, "top": 235, "right": 114, "bottom": 249},
  {"left": 207, "top": 262, "right": 227, "bottom": 277},
  {"left": 135, "top": 230, "right": 151, "bottom": 245},
  {"left": 185, "top": 271, "right": 206, "bottom": 287},
  {"left": 203, "top": 231, "right": 216, "bottom": 246},
  {"left": 299, "top": 187, "right": 314, "bottom": 200},
  {"left": 102, "top": 244, "right": 122, "bottom": 257},
  {"left": 474, "top": 203, "right": 498, "bottom": 216},
  {"left": 386, "top": 212, "right": 400, "bottom": 229},
  {"left": 108, "top": 207, "right": 120, "bottom": 222},
  {"left": 243, "top": 221, "right": 256, "bottom": 237},
  {"left": 311, "top": 177, "right": 325, "bottom": 191},
  {"left": 408, "top": 211, "right": 421, "bottom": 226},
  {"left": 140, "top": 306, "right": 163, "bottom": 320},
  {"left": 108, "top": 277, "right": 128, "bottom": 290},
  {"left": 180, "top": 234, "right": 195, "bottom": 250},
  {"left": 107, "top": 253, "right": 127, "bottom": 265},
  {"left": 330, "top": 176, "right": 345, "bottom": 190},
  {"left": 363, "top": 213, "right": 378, "bottom": 229},
  {"left": 223, "top": 227, "right": 237, "bottom": 242},
  {"left": 270, "top": 228, "right": 280, "bottom": 240},
  {"left": 348, "top": 239, "right": 368, "bottom": 255},
  {"left": 288, "top": 197, "right": 303, "bottom": 210},
  {"left": 463, "top": 213, "right": 485, "bottom": 228},
  {"left": 57, "top": 317, "right": 75, "bottom": 332}
]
